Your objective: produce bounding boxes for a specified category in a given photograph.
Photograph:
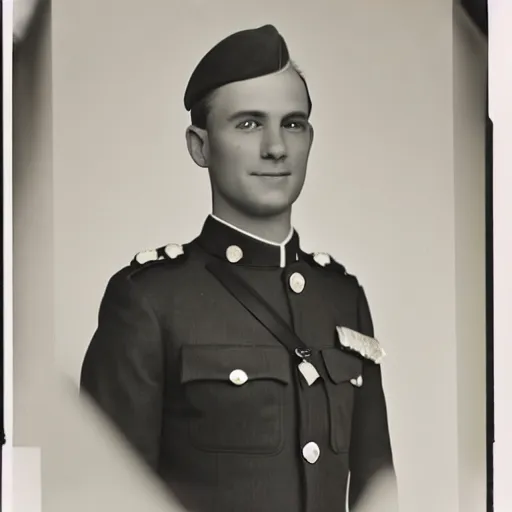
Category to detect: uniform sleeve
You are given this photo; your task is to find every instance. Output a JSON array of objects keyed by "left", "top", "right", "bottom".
[
  {"left": 348, "top": 285, "right": 398, "bottom": 510},
  {"left": 80, "top": 271, "right": 164, "bottom": 471}
]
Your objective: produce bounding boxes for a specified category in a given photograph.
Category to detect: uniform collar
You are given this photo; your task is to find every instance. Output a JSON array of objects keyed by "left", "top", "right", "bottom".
[{"left": 196, "top": 214, "right": 301, "bottom": 268}]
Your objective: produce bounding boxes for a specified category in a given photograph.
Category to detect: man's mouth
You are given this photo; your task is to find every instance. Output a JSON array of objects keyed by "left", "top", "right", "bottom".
[{"left": 251, "top": 171, "right": 291, "bottom": 177}]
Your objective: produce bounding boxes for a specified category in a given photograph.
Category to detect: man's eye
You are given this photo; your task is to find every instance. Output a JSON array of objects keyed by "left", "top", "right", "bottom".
[
  {"left": 285, "top": 121, "right": 306, "bottom": 131},
  {"left": 236, "top": 120, "right": 260, "bottom": 130}
]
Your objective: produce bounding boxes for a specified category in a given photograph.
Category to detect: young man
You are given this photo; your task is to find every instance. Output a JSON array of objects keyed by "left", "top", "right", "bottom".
[{"left": 80, "top": 24, "right": 397, "bottom": 512}]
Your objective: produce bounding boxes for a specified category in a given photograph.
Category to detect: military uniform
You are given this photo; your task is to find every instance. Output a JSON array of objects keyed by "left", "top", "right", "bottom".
[
  {"left": 81, "top": 215, "right": 396, "bottom": 512},
  {"left": 81, "top": 24, "right": 397, "bottom": 512}
]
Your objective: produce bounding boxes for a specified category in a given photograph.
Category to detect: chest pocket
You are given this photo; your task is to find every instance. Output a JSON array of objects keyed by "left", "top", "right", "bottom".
[
  {"left": 321, "top": 347, "right": 364, "bottom": 454},
  {"left": 180, "top": 345, "right": 291, "bottom": 454}
]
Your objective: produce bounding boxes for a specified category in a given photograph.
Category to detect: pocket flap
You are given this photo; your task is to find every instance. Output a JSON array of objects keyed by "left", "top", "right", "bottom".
[
  {"left": 321, "top": 347, "right": 363, "bottom": 384},
  {"left": 181, "top": 345, "right": 291, "bottom": 385}
]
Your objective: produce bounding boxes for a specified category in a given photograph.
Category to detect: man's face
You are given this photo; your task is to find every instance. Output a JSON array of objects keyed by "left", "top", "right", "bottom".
[{"left": 201, "top": 66, "right": 314, "bottom": 217}]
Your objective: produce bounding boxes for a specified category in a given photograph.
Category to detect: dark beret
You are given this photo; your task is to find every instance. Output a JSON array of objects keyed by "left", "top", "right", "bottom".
[{"left": 184, "top": 24, "right": 292, "bottom": 111}]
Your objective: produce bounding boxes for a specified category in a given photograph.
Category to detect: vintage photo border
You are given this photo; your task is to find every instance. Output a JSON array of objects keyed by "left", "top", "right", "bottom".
[{"left": 2, "top": 1, "right": 508, "bottom": 511}]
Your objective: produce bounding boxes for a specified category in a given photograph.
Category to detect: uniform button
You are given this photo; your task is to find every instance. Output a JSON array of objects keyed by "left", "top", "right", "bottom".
[
  {"left": 164, "top": 243, "right": 184, "bottom": 260},
  {"left": 350, "top": 375, "right": 363, "bottom": 388},
  {"left": 226, "top": 245, "right": 243, "bottom": 263},
  {"left": 313, "top": 252, "right": 331, "bottom": 267},
  {"left": 229, "top": 369, "right": 248, "bottom": 386},
  {"left": 289, "top": 272, "right": 306, "bottom": 294},
  {"left": 302, "top": 441, "right": 320, "bottom": 464},
  {"left": 135, "top": 249, "right": 158, "bottom": 264}
]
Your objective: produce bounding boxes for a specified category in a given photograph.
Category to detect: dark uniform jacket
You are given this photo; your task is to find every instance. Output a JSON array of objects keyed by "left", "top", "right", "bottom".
[{"left": 80, "top": 215, "right": 396, "bottom": 512}]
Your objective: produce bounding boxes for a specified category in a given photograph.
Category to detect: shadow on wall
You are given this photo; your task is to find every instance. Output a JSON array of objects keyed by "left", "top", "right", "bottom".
[
  {"left": 11, "top": 2, "right": 189, "bottom": 510},
  {"left": 13, "top": 0, "right": 45, "bottom": 45},
  {"left": 46, "top": 375, "right": 189, "bottom": 512}
]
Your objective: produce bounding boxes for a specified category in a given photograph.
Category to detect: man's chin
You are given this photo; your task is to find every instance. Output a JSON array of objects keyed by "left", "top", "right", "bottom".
[{"left": 244, "top": 200, "right": 295, "bottom": 218}]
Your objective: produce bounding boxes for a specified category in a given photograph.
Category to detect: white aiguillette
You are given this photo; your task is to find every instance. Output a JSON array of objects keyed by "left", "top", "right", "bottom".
[
  {"left": 295, "top": 348, "right": 320, "bottom": 386},
  {"left": 336, "top": 326, "right": 386, "bottom": 364}
]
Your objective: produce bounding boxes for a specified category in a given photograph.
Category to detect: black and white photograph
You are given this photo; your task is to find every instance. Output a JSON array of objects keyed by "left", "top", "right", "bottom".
[{"left": 7, "top": 1, "right": 503, "bottom": 511}]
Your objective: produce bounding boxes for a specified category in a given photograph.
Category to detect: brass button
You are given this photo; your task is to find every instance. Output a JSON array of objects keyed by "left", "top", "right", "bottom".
[
  {"left": 313, "top": 252, "right": 331, "bottom": 267},
  {"left": 289, "top": 272, "right": 306, "bottom": 294},
  {"left": 226, "top": 245, "right": 243, "bottom": 263},
  {"left": 350, "top": 375, "right": 364, "bottom": 388},
  {"left": 302, "top": 441, "right": 320, "bottom": 464},
  {"left": 135, "top": 249, "right": 158, "bottom": 265},
  {"left": 164, "top": 243, "right": 184, "bottom": 260},
  {"left": 229, "top": 369, "right": 248, "bottom": 386}
]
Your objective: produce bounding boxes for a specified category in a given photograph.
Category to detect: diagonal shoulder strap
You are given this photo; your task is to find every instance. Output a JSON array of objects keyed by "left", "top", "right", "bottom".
[{"left": 205, "top": 260, "right": 312, "bottom": 361}]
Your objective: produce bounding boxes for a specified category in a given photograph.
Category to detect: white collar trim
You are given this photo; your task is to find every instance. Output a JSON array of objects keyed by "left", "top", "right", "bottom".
[{"left": 210, "top": 214, "right": 294, "bottom": 247}]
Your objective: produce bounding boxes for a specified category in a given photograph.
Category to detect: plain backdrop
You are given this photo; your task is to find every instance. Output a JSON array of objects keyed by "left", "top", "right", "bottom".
[{"left": 11, "top": 1, "right": 488, "bottom": 511}]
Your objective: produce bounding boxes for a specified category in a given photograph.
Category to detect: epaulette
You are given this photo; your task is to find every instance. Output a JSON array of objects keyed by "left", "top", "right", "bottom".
[
  {"left": 128, "top": 242, "right": 187, "bottom": 277},
  {"left": 303, "top": 250, "right": 359, "bottom": 284}
]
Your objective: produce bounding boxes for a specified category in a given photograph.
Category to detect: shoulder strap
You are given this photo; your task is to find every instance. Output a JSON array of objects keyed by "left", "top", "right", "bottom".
[{"left": 206, "top": 260, "right": 312, "bottom": 361}]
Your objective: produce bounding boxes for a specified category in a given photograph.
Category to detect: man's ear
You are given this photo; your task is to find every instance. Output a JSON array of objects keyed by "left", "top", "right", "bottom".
[
  {"left": 308, "top": 122, "right": 315, "bottom": 149},
  {"left": 186, "top": 125, "right": 209, "bottom": 168}
]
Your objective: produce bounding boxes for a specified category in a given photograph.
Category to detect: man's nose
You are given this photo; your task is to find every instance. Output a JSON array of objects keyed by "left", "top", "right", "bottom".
[{"left": 261, "top": 127, "right": 287, "bottom": 160}]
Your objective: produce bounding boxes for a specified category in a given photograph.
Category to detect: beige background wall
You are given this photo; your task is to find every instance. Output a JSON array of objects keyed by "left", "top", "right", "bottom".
[
  {"left": 452, "top": 8, "right": 488, "bottom": 511},
  {"left": 11, "top": 1, "right": 488, "bottom": 511}
]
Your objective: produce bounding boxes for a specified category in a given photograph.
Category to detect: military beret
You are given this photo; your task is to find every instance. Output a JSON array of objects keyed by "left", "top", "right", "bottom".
[{"left": 184, "top": 24, "right": 305, "bottom": 111}]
